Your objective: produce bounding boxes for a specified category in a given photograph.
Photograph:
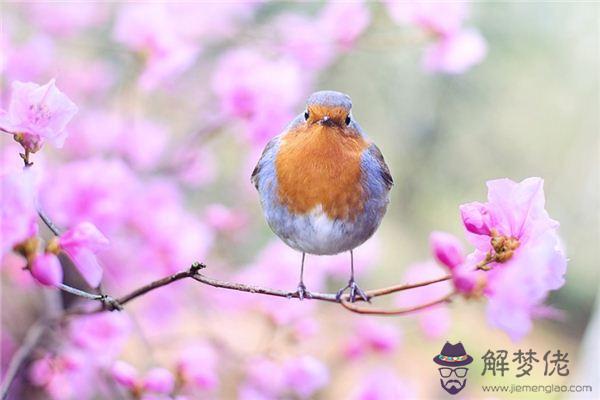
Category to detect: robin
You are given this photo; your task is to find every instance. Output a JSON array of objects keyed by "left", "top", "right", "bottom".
[{"left": 251, "top": 90, "right": 393, "bottom": 302}]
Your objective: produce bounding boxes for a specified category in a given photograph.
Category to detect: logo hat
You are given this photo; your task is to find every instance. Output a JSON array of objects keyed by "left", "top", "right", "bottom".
[{"left": 433, "top": 342, "right": 473, "bottom": 367}]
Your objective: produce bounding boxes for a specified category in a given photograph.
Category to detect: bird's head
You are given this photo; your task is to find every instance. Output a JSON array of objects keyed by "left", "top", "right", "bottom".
[{"left": 303, "top": 90, "right": 357, "bottom": 134}]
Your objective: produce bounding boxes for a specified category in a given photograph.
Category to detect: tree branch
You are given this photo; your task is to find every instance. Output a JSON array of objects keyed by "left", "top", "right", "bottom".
[
  {"left": 32, "top": 209, "right": 494, "bottom": 318},
  {"left": 0, "top": 321, "right": 48, "bottom": 400},
  {"left": 340, "top": 291, "right": 456, "bottom": 315},
  {"left": 62, "top": 260, "right": 470, "bottom": 318}
]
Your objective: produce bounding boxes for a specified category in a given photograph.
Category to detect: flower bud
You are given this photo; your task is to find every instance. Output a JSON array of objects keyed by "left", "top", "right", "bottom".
[
  {"left": 30, "top": 253, "right": 62, "bottom": 286},
  {"left": 452, "top": 263, "right": 486, "bottom": 298},
  {"left": 143, "top": 368, "right": 175, "bottom": 394},
  {"left": 459, "top": 202, "right": 492, "bottom": 236},
  {"left": 111, "top": 361, "right": 139, "bottom": 389},
  {"left": 429, "top": 231, "right": 464, "bottom": 269}
]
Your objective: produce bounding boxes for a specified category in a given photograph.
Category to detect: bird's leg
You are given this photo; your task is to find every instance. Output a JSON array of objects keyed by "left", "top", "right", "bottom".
[
  {"left": 336, "top": 250, "right": 370, "bottom": 303},
  {"left": 294, "top": 252, "right": 311, "bottom": 300}
]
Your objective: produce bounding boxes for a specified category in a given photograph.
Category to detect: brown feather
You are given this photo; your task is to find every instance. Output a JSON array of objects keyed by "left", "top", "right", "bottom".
[{"left": 275, "top": 123, "right": 369, "bottom": 221}]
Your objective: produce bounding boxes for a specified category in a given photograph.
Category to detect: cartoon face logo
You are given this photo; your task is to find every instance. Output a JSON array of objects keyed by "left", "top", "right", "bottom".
[{"left": 433, "top": 342, "right": 473, "bottom": 395}]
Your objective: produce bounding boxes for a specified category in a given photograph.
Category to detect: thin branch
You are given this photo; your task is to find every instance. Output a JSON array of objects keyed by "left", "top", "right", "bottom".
[
  {"left": 38, "top": 209, "right": 62, "bottom": 236},
  {"left": 366, "top": 274, "right": 452, "bottom": 298},
  {"left": 35, "top": 209, "right": 123, "bottom": 309},
  {"left": 64, "top": 261, "right": 470, "bottom": 318},
  {"left": 340, "top": 291, "right": 456, "bottom": 315},
  {"left": 0, "top": 321, "right": 48, "bottom": 400},
  {"left": 191, "top": 272, "right": 340, "bottom": 303},
  {"left": 31, "top": 208, "right": 496, "bottom": 318},
  {"left": 117, "top": 268, "right": 202, "bottom": 306}
]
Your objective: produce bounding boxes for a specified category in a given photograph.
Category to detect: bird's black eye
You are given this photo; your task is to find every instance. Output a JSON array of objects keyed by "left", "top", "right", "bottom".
[
  {"left": 345, "top": 115, "right": 351, "bottom": 125},
  {"left": 304, "top": 111, "right": 309, "bottom": 120}
]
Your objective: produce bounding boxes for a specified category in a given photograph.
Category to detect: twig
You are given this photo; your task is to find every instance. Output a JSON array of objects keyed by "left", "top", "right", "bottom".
[
  {"left": 35, "top": 209, "right": 122, "bottom": 309},
  {"left": 366, "top": 274, "right": 452, "bottom": 298},
  {"left": 191, "top": 272, "right": 340, "bottom": 303},
  {"left": 63, "top": 261, "right": 467, "bottom": 318},
  {"left": 32, "top": 209, "right": 495, "bottom": 318},
  {"left": 340, "top": 291, "right": 456, "bottom": 315},
  {"left": 38, "top": 209, "right": 62, "bottom": 236},
  {"left": 0, "top": 321, "right": 48, "bottom": 400}
]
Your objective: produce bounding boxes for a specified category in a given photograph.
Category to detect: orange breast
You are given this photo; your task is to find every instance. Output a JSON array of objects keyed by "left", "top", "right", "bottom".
[{"left": 275, "top": 125, "right": 369, "bottom": 220}]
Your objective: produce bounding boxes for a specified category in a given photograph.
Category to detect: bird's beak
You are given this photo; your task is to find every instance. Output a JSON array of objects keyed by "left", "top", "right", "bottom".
[{"left": 319, "top": 116, "right": 333, "bottom": 126}]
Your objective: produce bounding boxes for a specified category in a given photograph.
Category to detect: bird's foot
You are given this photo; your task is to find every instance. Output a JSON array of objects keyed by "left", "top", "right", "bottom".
[
  {"left": 292, "top": 282, "right": 312, "bottom": 301},
  {"left": 336, "top": 279, "right": 370, "bottom": 303}
]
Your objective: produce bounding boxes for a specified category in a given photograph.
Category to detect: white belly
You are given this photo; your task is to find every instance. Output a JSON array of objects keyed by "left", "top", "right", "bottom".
[{"left": 264, "top": 204, "right": 381, "bottom": 255}]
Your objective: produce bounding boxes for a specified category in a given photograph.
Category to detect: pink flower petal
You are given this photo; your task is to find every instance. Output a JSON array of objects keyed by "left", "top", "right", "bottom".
[
  {"left": 111, "top": 361, "right": 139, "bottom": 389},
  {"left": 429, "top": 231, "right": 465, "bottom": 269},
  {"left": 59, "top": 221, "right": 109, "bottom": 252},
  {"left": 64, "top": 247, "right": 103, "bottom": 287},
  {"left": 30, "top": 253, "right": 63, "bottom": 286},
  {"left": 143, "top": 368, "right": 175, "bottom": 394}
]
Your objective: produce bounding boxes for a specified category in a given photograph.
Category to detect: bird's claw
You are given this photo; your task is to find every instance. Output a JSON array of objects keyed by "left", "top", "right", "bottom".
[
  {"left": 336, "top": 279, "right": 370, "bottom": 303},
  {"left": 293, "top": 282, "right": 312, "bottom": 301}
]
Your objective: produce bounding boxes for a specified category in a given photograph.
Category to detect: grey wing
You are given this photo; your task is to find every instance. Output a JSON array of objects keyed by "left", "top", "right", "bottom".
[
  {"left": 366, "top": 143, "right": 393, "bottom": 191},
  {"left": 251, "top": 136, "right": 280, "bottom": 190}
]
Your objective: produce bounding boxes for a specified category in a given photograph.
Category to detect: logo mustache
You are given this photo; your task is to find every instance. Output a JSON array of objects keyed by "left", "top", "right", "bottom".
[{"left": 443, "top": 379, "right": 463, "bottom": 388}]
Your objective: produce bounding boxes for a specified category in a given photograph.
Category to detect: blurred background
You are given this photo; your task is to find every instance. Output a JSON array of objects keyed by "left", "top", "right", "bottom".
[{"left": 1, "top": 1, "right": 598, "bottom": 399}]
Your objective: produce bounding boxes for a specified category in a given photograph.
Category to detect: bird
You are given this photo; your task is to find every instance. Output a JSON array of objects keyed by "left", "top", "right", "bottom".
[{"left": 251, "top": 90, "right": 393, "bottom": 302}]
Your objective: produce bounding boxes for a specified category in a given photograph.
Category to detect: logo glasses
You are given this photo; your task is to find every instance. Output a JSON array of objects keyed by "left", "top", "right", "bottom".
[{"left": 438, "top": 368, "right": 469, "bottom": 378}]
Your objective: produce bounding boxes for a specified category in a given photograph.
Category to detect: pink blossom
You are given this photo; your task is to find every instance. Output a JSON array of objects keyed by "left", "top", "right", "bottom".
[
  {"left": 458, "top": 178, "right": 567, "bottom": 340},
  {"left": 423, "top": 28, "right": 487, "bottom": 74},
  {"left": 239, "top": 385, "right": 280, "bottom": 400},
  {"left": 283, "top": 356, "right": 329, "bottom": 399},
  {"left": 451, "top": 254, "right": 485, "bottom": 296},
  {"left": 343, "top": 319, "right": 400, "bottom": 359},
  {"left": 243, "top": 357, "right": 286, "bottom": 398},
  {"left": 395, "top": 262, "right": 452, "bottom": 339},
  {"left": 3, "top": 35, "right": 55, "bottom": 83},
  {"left": 59, "top": 222, "right": 109, "bottom": 287},
  {"left": 212, "top": 48, "right": 305, "bottom": 146},
  {"left": 350, "top": 368, "right": 414, "bottom": 400},
  {"left": 430, "top": 231, "right": 465, "bottom": 269},
  {"left": 167, "top": 2, "right": 260, "bottom": 41},
  {"left": 0, "top": 79, "right": 78, "bottom": 151},
  {"left": 29, "top": 356, "right": 55, "bottom": 387},
  {"left": 143, "top": 368, "right": 175, "bottom": 394},
  {"left": 118, "top": 119, "right": 169, "bottom": 170},
  {"left": 30, "top": 253, "right": 63, "bottom": 287},
  {"left": 113, "top": 4, "right": 199, "bottom": 91},
  {"left": 23, "top": 2, "right": 109, "bottom": 37},
  {"left": 176, "top": 343, "right": 218, "bottom": 391},
  {"left": 111, "top": 361, "right": 139, "bottom": 389},
  {"left": 384, "top": 1, "right": 469, "bottom": 36},
  {"left": 461, "top": 178, "right": 559, "bottom": 252},
  {"left": 485, "top": 232, "right": 566, "bottom": 341},
  {"left": 63, "top": 112, "right": 167, "bottom": 170},
  {"left": 0, "top": 170, "right": 38, "bottom": 255},
  {"left": 29, "top": 351, "right": 95, "bottom": 400},
  {"left": 69, "top": 313, "right": 131, "bottom": 362},
  {"left": 274, "top": 14, "right": 336, "bottom": 71},
  {"left": 459, "top": 201, "right": 492, "bottom": 235},
  {"left": 40, "top": 158, "right": 137, "bottom": 231},
  {"left": 174, "top": 146, "right": 217, "bottom": 188},
  {"left": 62, "top": 110, "right": 122, "bottom": 157},
  {"left": 319, "top": 1, "right": 371, "bottom": 50},
  {"left": 419, "top": 306, "right": 451, "bottom": 339},
  {"left": 204, "top": 204, "right": 248, "bottom": 234},
  {"left": 128, "top": 180, "right": 214, "bottom": 274},
  {"left": 55, "top": 59, "right": 115, "bottom": 101}
]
